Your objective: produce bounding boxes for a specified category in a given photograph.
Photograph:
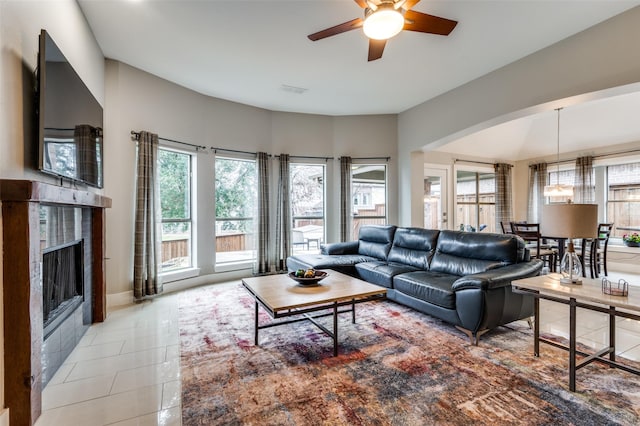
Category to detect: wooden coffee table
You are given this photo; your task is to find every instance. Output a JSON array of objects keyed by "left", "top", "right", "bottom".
[{"left": 242, "top": 271, "right": 386, "bottom": 356}]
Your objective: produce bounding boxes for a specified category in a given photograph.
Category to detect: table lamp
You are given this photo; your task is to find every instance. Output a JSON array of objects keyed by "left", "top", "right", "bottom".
[{"left": 541, "top": 203, "right": 598, "bottom": 284}]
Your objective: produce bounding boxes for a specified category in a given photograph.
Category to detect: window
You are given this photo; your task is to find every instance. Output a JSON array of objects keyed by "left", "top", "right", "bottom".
[
  {"left": 352, "top": 164, "right": 387, "bottom": 240},
  {"left": 215, "top": 157, "right": 257, "bottom": 265},
  {"left": 606, "top": 162, "right": 640, "bottom": 239},
  {"left": 290, "top": 163, "right": 325, "bottom": 254},
  {"left": 158, "top": 148, "right": 193, "bottom": 272},
  {"left": 456, "top": 170, "right": 495, "bottom": 233}
]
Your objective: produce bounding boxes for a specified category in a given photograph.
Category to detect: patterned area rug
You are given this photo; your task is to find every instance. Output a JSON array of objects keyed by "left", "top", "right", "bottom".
[{"left": 179, "top": 281, "right": 640, "bottom": 425}]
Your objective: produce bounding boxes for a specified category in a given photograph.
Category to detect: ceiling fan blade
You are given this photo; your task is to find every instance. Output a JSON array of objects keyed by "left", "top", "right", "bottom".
[
  {"left": 308, "top": 18, "right": 364, "bottom": 41},
  {"left": 403, "top": 10, "right": 458, "bottom": 36},
  {"left": 368, "top": 39, "right": 387, "bottom": 61},
  {"left": 354, "top": 0, "right": 368, "bottom": 8},
  {"left": 400, "top": 0, "right": 421, "bottom": 10}
]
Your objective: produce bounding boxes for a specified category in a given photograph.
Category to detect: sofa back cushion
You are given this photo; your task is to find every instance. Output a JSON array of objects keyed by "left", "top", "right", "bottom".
[
  {"left": 430, "top": 230, "right": 524, "bottom": 276},
  {"left": 357, "top": 225, "right": 397, "bottom": 260},
  {"left": 387, "top": 227, "right": 440, "bottom": 269}
]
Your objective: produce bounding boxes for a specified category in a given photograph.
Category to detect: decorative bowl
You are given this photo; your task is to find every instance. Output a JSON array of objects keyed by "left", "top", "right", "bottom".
[{"left": 288, "top": 270, "right": 328, "bottom": 285}]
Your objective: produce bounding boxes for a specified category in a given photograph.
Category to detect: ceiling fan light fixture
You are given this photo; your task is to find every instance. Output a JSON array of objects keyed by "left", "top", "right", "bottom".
[{"left": 363, "top": 6, "right": 404, "bottom": 40}]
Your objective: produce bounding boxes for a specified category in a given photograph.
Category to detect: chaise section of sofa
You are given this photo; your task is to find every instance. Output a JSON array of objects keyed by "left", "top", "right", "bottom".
[
  {"left": 286, "top": 225, "right": 397, "bottom": 277},
  {"left": 287, "top": 225, "right": 543, "bottom": 345}
]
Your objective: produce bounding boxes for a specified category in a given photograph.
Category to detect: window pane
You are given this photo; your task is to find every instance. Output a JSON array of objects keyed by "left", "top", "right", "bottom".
[
  {"left": 456, "top": 170, "right": 495, "bottom": 233},
  {"left": 159, "top": 150, "right": 190, "bottom": 219},
  {"left": 457, "top": 204, "right": 478, "bottom": 232},
  {"left": 159, "top": 148, "right": 193, "bottom": 273},
  {"left": 423, "top": 177, "right": 441, "bottom": 229},
  {"left": 352, "top": 164, "right": 387, "bottom": 240},
  {"left": 291, "top": 164, "right": 325, "bottom": 254},
  {"left": 215, "top": 157, "right": 257, "bottom": 264},
  {"left": 456, "top": 170, "right": 477, "bottom": 202},
  {"left": 161, "top": 222, "right": 191, "bottom": 272},
  {"left": 607, "top": 162, "right": 640, "bottom": 238}
]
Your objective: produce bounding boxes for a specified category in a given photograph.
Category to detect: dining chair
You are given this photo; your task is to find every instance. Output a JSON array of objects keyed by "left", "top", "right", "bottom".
[
  {"left": 579, "top": 223, "right": 613, "bottom": 278},
  {"left": 511, "top": 222, "right": 558, "bottom": 272},
  {"left": 500, "top": 221, "right": 513, "bottom": 234}
]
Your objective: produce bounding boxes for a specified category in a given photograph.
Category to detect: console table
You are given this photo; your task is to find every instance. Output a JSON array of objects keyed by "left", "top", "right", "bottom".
[{"left": 513, "top": 274, "right": 640, "bottom": 391}]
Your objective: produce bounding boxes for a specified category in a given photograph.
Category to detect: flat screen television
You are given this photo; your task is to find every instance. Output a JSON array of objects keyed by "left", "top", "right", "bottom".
[{"left": 37, "top": 29, "right": 104, "bottom": 188}]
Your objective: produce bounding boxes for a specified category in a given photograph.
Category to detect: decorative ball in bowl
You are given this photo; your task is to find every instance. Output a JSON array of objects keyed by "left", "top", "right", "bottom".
[{"left": 288, "top": 269, "right": 328, "bottom": 285}]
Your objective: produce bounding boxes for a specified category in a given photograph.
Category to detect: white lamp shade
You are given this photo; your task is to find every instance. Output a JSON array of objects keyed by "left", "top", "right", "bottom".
[{"left": 541, "top": 204, "right": 598, "bottom": 239}]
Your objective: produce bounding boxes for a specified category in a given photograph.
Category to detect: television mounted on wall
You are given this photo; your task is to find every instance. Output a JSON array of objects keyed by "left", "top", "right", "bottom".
[{"left": 37, "top": 29, "right": 104, "bottom": 188}]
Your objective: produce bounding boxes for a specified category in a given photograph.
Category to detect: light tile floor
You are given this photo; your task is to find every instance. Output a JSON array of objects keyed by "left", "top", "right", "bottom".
[{"left": 35, "top": 272, "right": 640, "bottom": 425}]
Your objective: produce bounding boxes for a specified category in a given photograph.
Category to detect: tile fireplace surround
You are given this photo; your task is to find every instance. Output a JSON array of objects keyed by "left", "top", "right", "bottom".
[{"left": 0, "top": 180, "right": 111, "bottom": 426}]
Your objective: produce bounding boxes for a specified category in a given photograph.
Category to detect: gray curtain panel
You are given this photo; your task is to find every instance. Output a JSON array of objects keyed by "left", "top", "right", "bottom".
[
  {"left": 339, "top": 156, "right": 352, "bottom": 242},
  {"left": 133, "top": 131, "right": 162, "bottom": 300},
  {"left": 527, "top": 162, "right": 547, "bottom": 223},
  {"left": 574, "top": 156, "right": 595, "bottom": 203},
  {"left": 494, "top": 163, "right": 513, "bottom": 232},
  {"left": 275, "top": 154, "right": 291, "bottom": 272},
  {"left": 75, "top": 124, "right": 99, "bottom": 184},
  {"left": 255, "top": 152, "right": 271, "bottom": 274}
]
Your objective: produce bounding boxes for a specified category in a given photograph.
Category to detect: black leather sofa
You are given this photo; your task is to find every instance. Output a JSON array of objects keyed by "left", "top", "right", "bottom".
[{"left": 287, "top": 225, "right": 543, "bottom": 344}]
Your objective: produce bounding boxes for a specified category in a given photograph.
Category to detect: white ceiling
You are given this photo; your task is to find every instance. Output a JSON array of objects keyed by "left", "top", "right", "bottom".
[{"left": 78, "top": 0, "right": 640, "bottom": 158}]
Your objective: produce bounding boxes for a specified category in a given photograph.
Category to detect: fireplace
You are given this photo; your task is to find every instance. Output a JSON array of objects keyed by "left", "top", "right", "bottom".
[
  {"left": 42, "top": 240, "right": 84, "bottom": 338},
  {"left": 1, "top": 179, "right": 111, "bottom": 426}
]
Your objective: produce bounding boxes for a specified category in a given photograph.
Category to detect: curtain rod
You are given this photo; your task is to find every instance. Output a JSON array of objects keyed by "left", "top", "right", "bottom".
[
  {"left": 211, "top": 147, "right": 258, "bottom": 156},
  {"left": 530, "top": 147, "right": 640, "bottom": 166},
  {"left": 340, "top": 156, "right": 391, "bottom": 162},
  {"left": 454, "top": 158, "right": 496, "bottom": 166},
  {"left": 131, "top": 130, "right": 391, "bottom": 161},
  {"left": 130, "top": 131, "right": 207, "bottom": 151},
  {"left": 275, "top": 155, "right": 334, "bottom": 162}
]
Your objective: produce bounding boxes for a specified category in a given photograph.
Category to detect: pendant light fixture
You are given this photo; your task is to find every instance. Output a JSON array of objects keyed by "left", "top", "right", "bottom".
[{"left": 543, "top": 108, "right": 574, "bottom": 198}]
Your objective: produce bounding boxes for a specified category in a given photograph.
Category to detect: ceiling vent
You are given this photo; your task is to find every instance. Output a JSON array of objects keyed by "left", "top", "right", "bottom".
[{"left": 280, "top": 84, "right": 308, "bottom": 94}]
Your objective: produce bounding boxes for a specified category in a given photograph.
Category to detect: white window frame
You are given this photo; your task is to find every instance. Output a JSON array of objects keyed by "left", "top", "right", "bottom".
[{"left": 158, "top": 146, "right": 198, "bottom": 282}]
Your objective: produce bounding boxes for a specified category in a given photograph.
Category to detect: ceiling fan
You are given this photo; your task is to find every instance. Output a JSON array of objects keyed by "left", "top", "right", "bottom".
[{"left": 307, "top": 0, "right": 458, "bottom": 61}]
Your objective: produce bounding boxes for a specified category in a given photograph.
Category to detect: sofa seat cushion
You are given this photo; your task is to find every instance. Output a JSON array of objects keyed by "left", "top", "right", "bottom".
[
  {"left": 355, "top": 261, "right": 420, "bottom": 288},
  {"left": 393, "top": 271, "right": 459, "bottom": 310},
  {"left": 287, "top": 254, "right": 378, "bottom": 272}
]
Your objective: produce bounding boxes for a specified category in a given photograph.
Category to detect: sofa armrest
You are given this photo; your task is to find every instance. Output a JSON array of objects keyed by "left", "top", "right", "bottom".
[
  {"left": 451, "top": 260, "right": 543, "bottom": 291},
  {"left": 321, "top": 241, "right": 359, "bottom": 255}
]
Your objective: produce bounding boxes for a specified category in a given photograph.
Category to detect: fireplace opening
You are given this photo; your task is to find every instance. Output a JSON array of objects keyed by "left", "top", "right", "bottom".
[{"left": 42, "top": 239, "right": 84, "bottom": 339}]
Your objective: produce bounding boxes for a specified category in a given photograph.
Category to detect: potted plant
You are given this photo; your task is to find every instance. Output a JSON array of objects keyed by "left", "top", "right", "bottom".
[{"left": 622, "top": 233, "right": 640, "bottom": 247}]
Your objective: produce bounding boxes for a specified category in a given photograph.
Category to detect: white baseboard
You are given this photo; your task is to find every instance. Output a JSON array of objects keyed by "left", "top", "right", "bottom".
[
  {"left": 106, "top": 269, "right": 252, "bottom": 310},
  {"left": 107, "top": 290, "right": 134, "bottom": 309},
  {"left": 0, "top": 408, "right": 9, "bottom": 426}
]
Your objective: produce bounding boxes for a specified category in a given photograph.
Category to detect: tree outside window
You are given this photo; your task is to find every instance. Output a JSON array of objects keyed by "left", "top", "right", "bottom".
[
  {"left": 215, "top": 157, "right": 257, "bottom": 264},
  {"left": 158, "top": 148, "right": 193, "bottom": 272}
]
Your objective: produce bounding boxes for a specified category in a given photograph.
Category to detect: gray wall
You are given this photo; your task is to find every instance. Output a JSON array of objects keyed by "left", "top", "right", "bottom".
[
  {"left": 398, "top": 6, "right": 640, "bottom": 227},
  {"left": 104, "top": 61, "right": 398, "bottom": 296},
  {"left": 0, "top": 0, "right": 105, "bottom": 421}
]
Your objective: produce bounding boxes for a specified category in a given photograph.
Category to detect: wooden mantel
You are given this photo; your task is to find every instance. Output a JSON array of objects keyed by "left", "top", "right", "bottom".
[
  {"left": 1, "top": 179, "right": 112, "bottom": 426},
  {"left": 0, "top": 179, "right": 111, "bottom": 207}
]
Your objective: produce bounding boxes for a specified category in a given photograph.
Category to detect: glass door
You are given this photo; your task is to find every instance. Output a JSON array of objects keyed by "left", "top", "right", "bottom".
[{"left": 424, "top": 167, "right": 448, "bottom": 230}]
